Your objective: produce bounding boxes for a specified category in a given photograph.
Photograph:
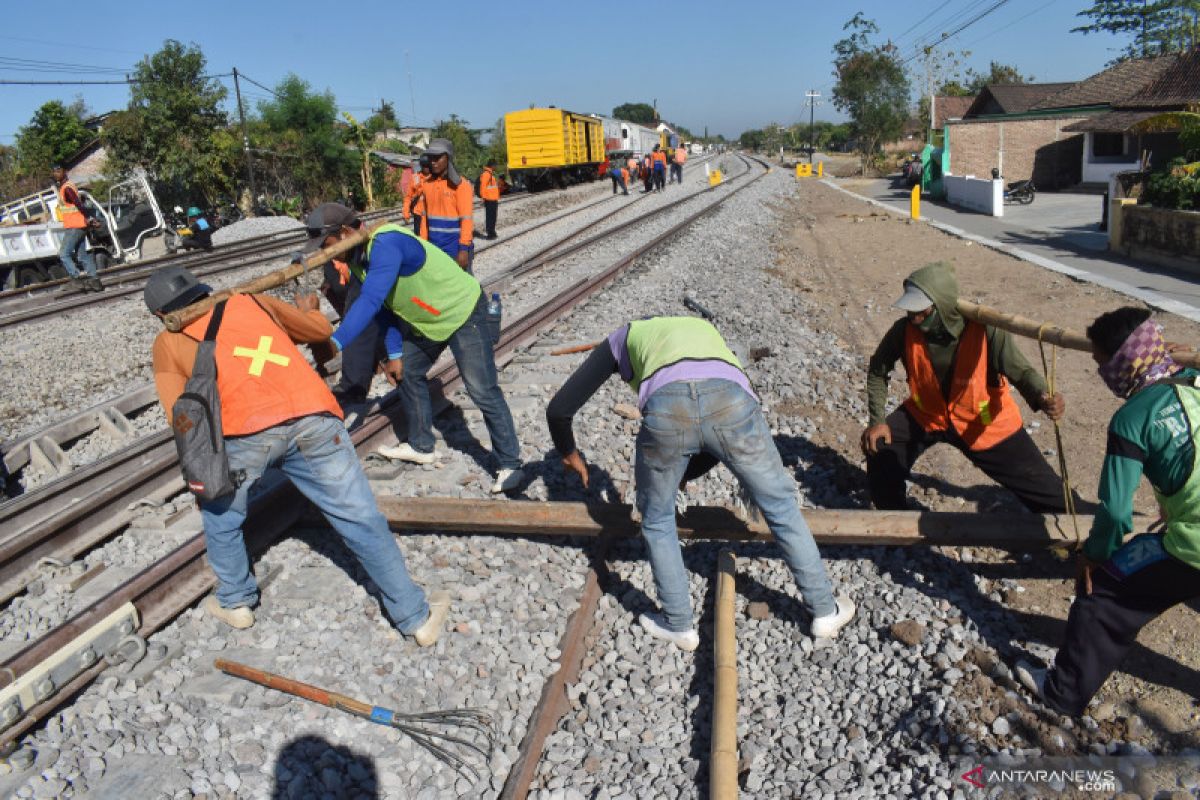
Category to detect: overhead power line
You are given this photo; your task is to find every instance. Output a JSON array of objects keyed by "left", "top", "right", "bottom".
[{"left": 900, "top": 0, "right": 1014, "bottom": 65}]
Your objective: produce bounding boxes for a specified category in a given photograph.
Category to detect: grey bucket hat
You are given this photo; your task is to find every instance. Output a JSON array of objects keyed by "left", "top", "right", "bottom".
[
  {"left": 302, "top": 202, "right": 360, "bottom": 253},
  {"left": 893, "top": 281, "right": 933, "bottom": 312},
  {"left": 145, "top": 266, "right": 212, "bottom": 314},
  {"left": 423, "top": 138, "right": 461, "bottom": 184}
]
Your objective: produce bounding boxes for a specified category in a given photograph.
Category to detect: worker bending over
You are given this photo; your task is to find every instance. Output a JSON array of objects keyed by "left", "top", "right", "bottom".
[
  {"left": 145, "top": 266, "right": 448, "bottom": 644},
  {"left": 307, "top": 204, "right": 524, "bottom": 494},
  {"left": 862, "top": 261, "right": 1068, "bottom": 512},
  {"left": 418, "top": 138, "right": 475, "bottom": 271},
  {"left": 547, "top": 316, "right": 855, "bottom": 650},
  {"left": 1019, "top": 308, "right": 1200, "bottom": 714}
]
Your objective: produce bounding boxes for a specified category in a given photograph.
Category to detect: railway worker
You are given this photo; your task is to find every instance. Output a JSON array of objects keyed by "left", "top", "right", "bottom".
[
  {"left": 651, "top": 146, "right": 668, "bottom": 192},
  {"left": 306, "top": 203, "right": 525, "bottom": 494},
  {"left": 479, "top": 159, "right": 501, "bottom": 240},
  {"left": 626, "top": 154, "right": 639, "bottom": 186},
  {"left": 546, "top": 316, "right": 856, "bottom": 650},
  {"left": 641, "top": 155, "right": 654, "bottom": 193},
  {"left": 671, "top": 144, "right": 687, "bottom": 185},
  {"left": 404, "top": 154, "right": 431, "bottom": 237},
  {"left": 144, "top": 266, "right": 449, "bottom": 645},
  {"left": 51, "top": 164, "right": 103, "bottom": 292},
  {"left": 861, "top": 261, "right": 1069, "bottom": 513},
  {"left": 418, "top": 138, "right": 475, "bottom": 271},
  {"left": 609, "top": 161, "right": 628, "bottom": 195},
  {"left": 180, "top": 207, "right": 214, "bottom": 252},
  {"left": 1017, "top": 307, "right": 1200, "bottom": 715}
]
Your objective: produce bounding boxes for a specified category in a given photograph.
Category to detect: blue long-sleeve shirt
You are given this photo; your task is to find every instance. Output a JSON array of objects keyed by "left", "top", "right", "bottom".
[{"left": 330, "top": 231, "right": 427, "bottom": 359}]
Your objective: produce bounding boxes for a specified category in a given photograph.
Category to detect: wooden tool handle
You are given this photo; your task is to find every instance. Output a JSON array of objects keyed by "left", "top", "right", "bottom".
[
  {"left": 163, "top": 221, "right": 389, "bottom": 332},
  {"left": 549, "top": 342, "right": 602, "bottom": 356},
  {"left": 213, "top": 658, "right": 372, "bottom": 716}
]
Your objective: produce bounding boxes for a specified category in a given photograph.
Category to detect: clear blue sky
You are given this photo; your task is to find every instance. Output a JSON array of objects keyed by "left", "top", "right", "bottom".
[{"left": 1, "top": 0, "right": 1132, "bottom": 146}]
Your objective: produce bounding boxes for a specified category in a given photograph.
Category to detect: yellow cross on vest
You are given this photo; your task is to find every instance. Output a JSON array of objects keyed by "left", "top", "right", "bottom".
[{"left": 232, "top": 335, "right": 290, "bottom": 376}]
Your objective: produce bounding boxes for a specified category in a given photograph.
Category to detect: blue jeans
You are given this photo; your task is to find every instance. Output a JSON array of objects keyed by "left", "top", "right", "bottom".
[
  {"left": 635, "top": 379, "right": 837, "bottom": 631},
  {"left": 59, "top": 228, "right": 97, "bottom": 277},
  {"left": 397, "top": 294, "right": 521, "bottom": 469},
  {"left": 200, "top": 414, "right": 429, "bottom": 633}
]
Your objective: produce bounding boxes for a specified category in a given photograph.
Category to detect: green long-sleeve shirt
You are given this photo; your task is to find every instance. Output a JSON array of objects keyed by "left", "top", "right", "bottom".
[
  {"left": 866, "top": 318, "right": 1049, "bottom": 427},
  {"left": 1086, "top": 369, "right": 1198, "bottom": 562}
]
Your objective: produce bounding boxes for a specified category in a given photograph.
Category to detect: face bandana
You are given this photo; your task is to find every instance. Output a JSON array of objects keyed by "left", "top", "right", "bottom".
[{"left": 1097, "top": 318, "right": 1177, "bottom": 398}]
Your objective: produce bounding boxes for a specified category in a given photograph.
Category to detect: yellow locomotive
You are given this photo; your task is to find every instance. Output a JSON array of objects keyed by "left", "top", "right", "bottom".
[{"left": 505, "top": 107, "right": 605, "bottom": 190}]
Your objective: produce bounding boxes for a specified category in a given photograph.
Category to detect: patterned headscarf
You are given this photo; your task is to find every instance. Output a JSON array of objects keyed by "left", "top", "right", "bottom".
[{"left": 1097, "top": 318, "right": 1177, "bottom": 398}]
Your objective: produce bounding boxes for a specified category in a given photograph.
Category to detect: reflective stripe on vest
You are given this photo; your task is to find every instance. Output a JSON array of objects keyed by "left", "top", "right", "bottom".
[
  {"left": 481, "top": 169, "right": 501, "bottom": 201},
  {"left": 902, "top": 321, "right": 1022, "bottom": 451},
  {"left": 624, "top": 317, "right": 743, "bottom": 393},
  {"left": 356, "top": 223, "right": 482, "bottom": 342},
  {"left": 1152, "top": 382, "right": 1200, "bottom": 570},
  {"left": 182, "top": 294, "right": 342, "bottom": 436},
  {"left": 57, "top": 181, "right": 87, "bottom": 229}
]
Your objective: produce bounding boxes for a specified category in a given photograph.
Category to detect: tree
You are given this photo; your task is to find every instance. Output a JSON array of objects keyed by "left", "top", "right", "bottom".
[
  {"left": 912, "top": 47, "right": 971, "bottom": 133},
  {"left": 964, "top": 61, "right": 1032, "bottom": 93},
  {"left": 103, "top": 40, "right": 232, "bottom": 206},
  {"left": 1073, "top": 1, "right": 1200, "bottom": 59},
  {"left": 831, "top": 14, "right": 911, "bottom": 170},
  {"left": 16, "top": 99, "right": 93, "bottom": 174},
  {"left": 612, "top": 103, "right": 657, "bottom": 123},
  {"left": 365, "top": 99, "right": 399, "bottom": 136},
  {"left": 256, "top": 74, "right": 357, "bottom": 207}
]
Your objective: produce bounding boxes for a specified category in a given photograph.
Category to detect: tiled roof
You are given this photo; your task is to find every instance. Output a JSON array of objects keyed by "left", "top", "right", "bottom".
[
  {"left": 1032, "top": 55, "right": 1181, "bottom": 109},
  {"left": 965, "top": 83, "right": 1074, "bottom": 116},
  {"left": 1062, "top": 110, "right": 1164, "bottom": 132},
  {"left": 1127, "top": 48, "right": 1200, "bottom": 107},
  {"left": 932, "top": 95, "right": 975, "bottom": 127}
]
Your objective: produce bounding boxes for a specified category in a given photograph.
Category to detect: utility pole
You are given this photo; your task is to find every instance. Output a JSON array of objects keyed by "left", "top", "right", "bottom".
[
  {"left": 232, "top": 68, "right": 257, "bottom": 215},
  {"left": 805, "top": 90, "right": 821, "bottom": 164},
  {"left": 405, "top": 51, "right": 416, "bottom": 124}
]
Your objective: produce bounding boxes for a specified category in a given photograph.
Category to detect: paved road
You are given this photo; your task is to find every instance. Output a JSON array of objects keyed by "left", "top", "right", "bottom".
[{"left": 826, "top": 175, "right": 1200, "bottom": 322}]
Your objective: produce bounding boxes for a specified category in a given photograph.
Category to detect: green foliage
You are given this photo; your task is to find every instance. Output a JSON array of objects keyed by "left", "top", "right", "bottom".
[
  {"left": 831, "top": 14, "right": 911, "bottom": 168},
  {"left": 1074, "top": 1, "right": 1200, "bottom": 59},
  {"left": 255, "top": 74, "right": 357, "bottom": 207},
  {"left": 612, "top": 103, "right": 657, "bottom": 123},
  {"left": 103, "top": 40, "right": 232, "bottom": 207},
  {"left": 16, "top": 99, "right": 93, "bottom": 175},
  {"left": 1144, "top": 157, "right": 1200, "bottom": 209},
  {"left": 965, "top": 61, "right": 1032, "bottom": 93},
  {"left": 365, "top": 99, "right": 399, "bottom": 136},
  {"left": 483, "top": 117, "right": 507, "bottom": 175}
]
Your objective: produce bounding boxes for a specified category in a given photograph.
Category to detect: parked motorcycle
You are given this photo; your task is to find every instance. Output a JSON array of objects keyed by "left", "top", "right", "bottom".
[
  {"left": 991, "top": 168, "right": 1036, "bottom": 205},
  {"left": 903, "top": 156, "right": 923, "bottom": 188}
]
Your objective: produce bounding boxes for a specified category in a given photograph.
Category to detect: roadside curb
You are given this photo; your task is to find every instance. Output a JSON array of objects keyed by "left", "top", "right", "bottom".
[{"left": 818, "top": 178, "right": 1200, "bottom": 325}]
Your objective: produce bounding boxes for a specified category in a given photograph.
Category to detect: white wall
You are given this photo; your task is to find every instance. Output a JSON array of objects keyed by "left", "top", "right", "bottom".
[
  {"left": 944, "top": 175, "right": 1004, "bottom": 217},
  {"left": 1081, "top": 131, "right": 1139, "bottom": 184}
]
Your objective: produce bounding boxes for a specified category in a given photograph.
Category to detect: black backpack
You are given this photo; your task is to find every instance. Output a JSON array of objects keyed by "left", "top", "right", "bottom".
[{"left": 171, "top": 300, "right": 237, "bottom": 500}]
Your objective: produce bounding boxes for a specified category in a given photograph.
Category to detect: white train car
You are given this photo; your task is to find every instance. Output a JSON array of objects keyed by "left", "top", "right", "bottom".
[{"left": 591, "top": 115, "right": 661, "bottom": 158}]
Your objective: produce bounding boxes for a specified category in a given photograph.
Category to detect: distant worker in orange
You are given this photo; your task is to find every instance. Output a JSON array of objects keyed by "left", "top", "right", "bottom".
[
  {"left": 404, "top": 154, "right": 431, "bottom": 239},
  {"left": 609, "top": 159, "right": 628, "bottom": 195},
  {"left": 479, "top": 158, "right": 501, "bottom": 240},
  {"left": 419, "top": 138, "right": 475, "bottom": 271},
  {"left": 52, "top": 164, "right": 103, "bottom": 292},
  {"left": 671, "top": 143, "right": 687, "bottom": 185},
  {"left": 651, "top": 145, "right": 668, "bottom": 192},
  {"left": 626, "top": 154, "right": 639, "bottom": 186}
]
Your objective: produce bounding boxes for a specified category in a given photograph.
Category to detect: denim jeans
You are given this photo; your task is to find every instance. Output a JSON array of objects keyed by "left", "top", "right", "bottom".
[
  {"left": 200, "top": 414, "right": 430, "bottom": 633},
  {"left": 635, "top": 379, "right": 837, "bottom": 631},
  {"left": 397, "top": 294, "right": 521, "bottom": 469},
  {"left": 59, "top": 228, "right": 97, "bottom": 277}
]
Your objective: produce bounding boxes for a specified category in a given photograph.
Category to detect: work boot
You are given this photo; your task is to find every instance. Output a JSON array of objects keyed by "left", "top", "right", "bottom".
[
  {"left": 376, "top": 442, "right": 438, "bottom": 464},
  {"left": 811, "top": 596, "right": 856, "bottom": 639},
  {"left": 639, "top": 612, "right": 699, "bottom": 652},
  {"left": 491, "top": 467, "right": 524, "bottom": 494},
  {"left": 204, "top": 595, "right": 254, "bottom": 629},
  {"left": 1015, "top": 660, "right": 1048, "bottom": 700},
  {"left": 59, "top": 276, "right": 84, "bottom": 294},
  {"left": 87, "top": 276, "right": 104, "bottom": 292},
  {"left": 412, "top": 590, "right": 451, "bottom": 647}
]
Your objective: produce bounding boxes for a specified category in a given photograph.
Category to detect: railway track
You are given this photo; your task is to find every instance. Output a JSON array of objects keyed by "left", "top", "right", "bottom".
[{"left": 0, "top": 156, "right": 764, "bottom": 794}]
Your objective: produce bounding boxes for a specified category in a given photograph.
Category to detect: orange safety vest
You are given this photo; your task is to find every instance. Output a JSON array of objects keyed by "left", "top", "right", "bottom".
[
  {"left": 479, "top": 168, "right": 500, "bottom": 201},
  {"left": 404, "top": 172, "right": 425, "bottom": 221},
  {"left": 182, "top": 294, "right": 342, "bottom": 436},
  {"left": 652, "top": 151, "right": 667, "bottom": 166},
  {"left": 331, "top": 259, "right": 350, "bottom": 286},
  {"left": 57, "top": 181, "right": 87, "bottom": 229},
  {"left": 902, "top": 321, "right": 1022, "bottom": 451},
  {"left": 674, "top": 148, "right": 688, "bottom": 164}
]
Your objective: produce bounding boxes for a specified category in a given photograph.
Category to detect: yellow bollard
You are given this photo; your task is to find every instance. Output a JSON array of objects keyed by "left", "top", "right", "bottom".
[
  {"left": 794, "top": 163, "right": 812, "bottom": 178},
  {"left": 816, "top": 161, "right": 823, "bottom": 177},
  {"left": 709, "top": 169, "right": 723, "bottom": 187},
  {"left": 911, "top": 185, "right": 921, "bottom": 220}
]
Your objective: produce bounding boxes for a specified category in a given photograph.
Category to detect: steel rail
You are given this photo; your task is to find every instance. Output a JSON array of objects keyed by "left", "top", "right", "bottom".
[{"left": 0, "top": 156, "right": 765, "bottom": 752}]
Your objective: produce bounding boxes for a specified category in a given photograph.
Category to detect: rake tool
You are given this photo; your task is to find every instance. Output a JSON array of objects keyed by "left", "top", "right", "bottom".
[{"left": 214, "top": 659, "right": 494, "bottom": 778}]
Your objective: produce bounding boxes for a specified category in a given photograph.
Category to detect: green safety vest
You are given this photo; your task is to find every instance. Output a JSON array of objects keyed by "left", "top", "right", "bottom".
[
  {"left": 1153, "top": 382, "right": 1200, "bottom": 570},
  {"left": 353, "top": 223, "right": 482, "bottom": 342},
  {"left": 624, "top": 317, "right": 743, "bottom": 393}
]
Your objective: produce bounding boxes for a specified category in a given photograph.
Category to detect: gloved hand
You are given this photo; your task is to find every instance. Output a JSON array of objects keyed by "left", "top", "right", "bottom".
[{"left": 309, "top": 338, "right": 337, "bottom": 365}]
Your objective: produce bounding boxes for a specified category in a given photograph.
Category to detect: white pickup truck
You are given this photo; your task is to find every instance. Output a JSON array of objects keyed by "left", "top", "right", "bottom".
[{"left": 0, "top": 171, "right": 166, "bottom": 289}]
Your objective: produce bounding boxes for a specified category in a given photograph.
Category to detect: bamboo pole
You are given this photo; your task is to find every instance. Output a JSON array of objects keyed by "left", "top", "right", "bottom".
[
  {"left": 711, "top": 549, "right": 738, "bottom": 800},
  {"left": 376, "top": 496, "right": 1101, "bottom": 549},
  {"left": 957, "top": 299, "right": 1200, "bottom": 369},
  {"left": 162, "top": 221, "right": 390, "bottom": 332}
]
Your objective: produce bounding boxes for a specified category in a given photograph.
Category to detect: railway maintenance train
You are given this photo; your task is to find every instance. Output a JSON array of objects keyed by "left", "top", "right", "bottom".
[{"left": 504, "top": 107, "right": 605, "bottom": 190}]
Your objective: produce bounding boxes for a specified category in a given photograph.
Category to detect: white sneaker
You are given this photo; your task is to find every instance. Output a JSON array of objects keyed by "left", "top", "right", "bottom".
[
  {"left": 1015, "top": 660, "right": 1047, "bottom": 699},
  {"left": 376, "top": 442, "right": 438, "bottom": 464},
  {"left": 491, "top": 467, "right": 524, "bottom": 493},
  {"left": 675, "top": 488, "right": 689, "bottom": 516},
  {"left": 638, "top": 612, "right": 699, "bottom": 651},
  {"left": 203, "top": 595, "right": 254, "bottom": 629},
  {"left": 412, "top": 590, "right": 451, "bottom": 647},
  {"left": 811, "top": 595, "right": 855, "bottom": 639}
]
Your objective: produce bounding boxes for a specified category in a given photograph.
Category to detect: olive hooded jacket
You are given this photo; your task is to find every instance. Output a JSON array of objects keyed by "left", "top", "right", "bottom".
[{"left": 866, "top": 261, "right": 1047, "bottom": 428}]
